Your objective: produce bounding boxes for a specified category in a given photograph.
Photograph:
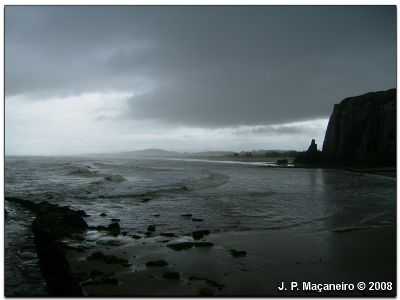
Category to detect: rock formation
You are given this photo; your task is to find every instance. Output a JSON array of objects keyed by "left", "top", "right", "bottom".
[
  {"left": 5, "top": 197, "right": 86, "bottom": 296},
  {"left": 307, "top": 139, "right": 318, "bottom": 154},
  {"left": 322, "top": 89, "right": 396, "bottom": 166},
  {"left": 294, "top": 139, "right": 322, "bottom": 164}
]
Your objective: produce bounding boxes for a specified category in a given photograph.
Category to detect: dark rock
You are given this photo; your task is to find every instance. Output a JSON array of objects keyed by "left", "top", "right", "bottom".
[
  {"left": 192, "top": 230, "right": 210, "bottom": 240},
  {"left": 96, "top": 239, "right": 123, "bottom": 246},
  {"left": 107, "top": 222, "right": 121, "bottom": 236},
  {"left": 32, "top": 202, "right": 88, "bottom": 240},
  {"left": 96, "top": 225, "right": 108, "bottom": 231},
  {"left": 141, "top": 198, "right": 151, "bottom": 203},
  {"left": 152, "top": 213, "right": 160, "bottom": 217},
  {"left": 6, "top": 197, "right": 38, "bottom": 211},
  {"left": 160, "top": 232, "right": 176, "bottom": 237},
  {"left": 192, "top": 218, "right": 203, "bottom": 222},
  {"left": 77, "top": 210, "right": 89, "bottom": 217},
  {"left": 322, "top": 89, "right": 396, "bottom": 166},
  {"left": 194, "top": 242, "right": 214, "bottom": 248},
  {"left": 308, "top": 139, "right": 318, "bottom": 153},
  {"left": 130, "top": 234, "right": 142, "bottom": 239},
  {"left": 163, "top": 271, "right": 180, "bottom": 280},
  {"left": 104, "top": 174, "right": 126, "bottom": 182},
  {"left": 229, "top": 249, "right": 247, "bottom": 257},
  {"left": 111, "top": 218, "right": 120, "bottom": 222},
  {"left": 182, "top": 186, "right": 189, "bottom": 191},
  {"left": 145, "top": 259, "right": 168, "bottom": 267},
  {"left": 276, "top": 159, "right": 288, "bottom": 165},
  {"left": 147, "top": 225, "right": 156, "bottom": 232},
  {"left": 100, "top": 212, "right": 107, "bottom": 217},
  {"left": 294, "top": 139, "right": 322, "bottom": 165},
  {"left": 181, "top": 213, "right": 193, "bottom": 217},
  {"left": 167, "top": 242, "right": 194, "bottom": 251},
  {"left": 26, "top": 200, "right": 87, "bottom": 296}
]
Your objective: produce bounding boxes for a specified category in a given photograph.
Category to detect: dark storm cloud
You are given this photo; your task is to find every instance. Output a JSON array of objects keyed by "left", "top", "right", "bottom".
[{"left": 6, "top": 6, "right": 396, "bottom": 126}]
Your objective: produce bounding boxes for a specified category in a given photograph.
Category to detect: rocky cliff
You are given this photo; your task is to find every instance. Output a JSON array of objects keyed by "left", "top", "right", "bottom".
[{"left": 322, "top": 89, "right": 396, "bottom": 166}]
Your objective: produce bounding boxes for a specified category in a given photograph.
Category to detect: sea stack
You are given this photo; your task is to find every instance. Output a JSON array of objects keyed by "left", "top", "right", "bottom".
[
  {"left": 294, "top": 139, "right": 322, "bottom": 164},
  {"left": 307, "top": 139, "right": 318, "bottom": 154},
  {"left": 322, "top": 89, "right": 396, "bottom": 166}
]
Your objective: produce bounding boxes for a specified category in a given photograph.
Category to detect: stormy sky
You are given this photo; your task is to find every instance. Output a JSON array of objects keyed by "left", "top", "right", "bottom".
[{"left": 5, "top": 6, "right": 396, "bottom": 155}]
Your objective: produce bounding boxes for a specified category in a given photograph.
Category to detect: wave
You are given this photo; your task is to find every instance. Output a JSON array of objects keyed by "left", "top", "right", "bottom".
[
  {"left": 103, "top": 174, "right": 126, "bottom": 182},
  {"left": 68, "top": 166, "right": 99, "bottom": 177},
  {"left": 67, "top": 164, "right": 127, "bottom": 184},
  {"left": 185, "top": 171, "right": 229, "bottom": 191},
  {"left": 102, "top": 185, "right": 190, "bottom": 199}
]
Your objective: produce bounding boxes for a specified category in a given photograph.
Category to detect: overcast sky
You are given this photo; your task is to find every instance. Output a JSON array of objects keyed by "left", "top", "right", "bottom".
[{"left": 5, "top": 6, "right": 396, "bottom": 155}]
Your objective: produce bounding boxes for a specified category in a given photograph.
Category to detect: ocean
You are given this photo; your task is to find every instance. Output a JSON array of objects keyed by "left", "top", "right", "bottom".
[{"left": 4, "top": 156, "right": 396, "bottom": 296}]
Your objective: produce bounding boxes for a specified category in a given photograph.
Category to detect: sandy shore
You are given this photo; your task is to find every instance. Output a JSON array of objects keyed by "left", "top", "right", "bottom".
[{"left": 65, "top": 226, "right": 395, "bottom": 296}]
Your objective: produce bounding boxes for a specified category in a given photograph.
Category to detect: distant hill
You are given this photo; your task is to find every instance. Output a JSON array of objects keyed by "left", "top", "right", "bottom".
[
  {"left": 117, "top": 148, "right": 182, "bottom": 158},
  {"left": 88, "top": 148, "right": 299, "bottom": 160},
  {"left": 189, "top": 151, "right": 236, "bottom": 157}
]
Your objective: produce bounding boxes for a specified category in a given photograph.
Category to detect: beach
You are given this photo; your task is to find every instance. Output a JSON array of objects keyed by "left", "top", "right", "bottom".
[{"left": 5, "top": 156, "right": 396, "bottom": 296}]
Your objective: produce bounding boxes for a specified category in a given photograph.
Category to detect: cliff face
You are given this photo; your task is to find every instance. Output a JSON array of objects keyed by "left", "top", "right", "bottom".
[{"left": 322, "top": 89, "right": 396, "bottom": 166}]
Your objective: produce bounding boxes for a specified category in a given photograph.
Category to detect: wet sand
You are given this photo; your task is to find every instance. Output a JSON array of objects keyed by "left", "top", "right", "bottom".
[{"left": 66, "top": 226, "right": 395, "bottom": 296}]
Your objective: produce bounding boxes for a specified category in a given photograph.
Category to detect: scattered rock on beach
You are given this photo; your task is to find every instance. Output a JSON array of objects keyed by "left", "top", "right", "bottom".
[
  {"left": 141, "top": 198, "right": 151, "bottom": 203},
  {"left": 181, "top": 213, "right": 192, "bottom": 217},
  {"left": 160, "top": 232, "right": 176, "bottom": 238},
  {"left": 167, "top": 241, "right": 194, "bottom": 251},
  {"left": 96, "top": 225, "right": 108, "bottom": 231},
  {"left": 100, "top": 213, "right": 107, "bottom": 217},
  {"left": 194, "top": 242, "right": 214, "bottom": 248},
  {"left": 192, "top": 230, "right": 210, "bottom": 240},
  {"left": 192, "top": 218, "right": 203, "bottom": 222},
  {"left": 152, "top": 213, "right": 160, "bottom": 217},
  {"left": 77, "top": 209, "right": 89, "bottom": 217},
  {"left": 147, "top": 225, "right": 156, "bottom": 232},
  {"left": 130, "top": 234, "right": 142, "bottom": 239},
  {"left": 146, "top": 259, "right": 168, "bottom": 267},
  {"left": 229, "top": 249, "right": 247, "bottom": 258},
  {"left": 111, "top": 218, "right": 120, "bottom": 222},
  {"left": 107, "top": 222, "right": 121, "bottom": 236},
  {"left": 96, "top": 239, "right": 124, "bottom": 246}
]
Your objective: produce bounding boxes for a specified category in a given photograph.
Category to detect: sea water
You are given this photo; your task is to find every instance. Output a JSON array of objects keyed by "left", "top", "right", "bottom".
[{"left": 4, "top": 156, "right": 396, "bottom": 296}]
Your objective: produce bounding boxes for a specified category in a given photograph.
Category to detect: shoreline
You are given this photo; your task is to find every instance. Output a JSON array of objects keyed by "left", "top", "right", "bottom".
[{"left": 6, "top": 197, "right": 396, "bottom": 297}]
